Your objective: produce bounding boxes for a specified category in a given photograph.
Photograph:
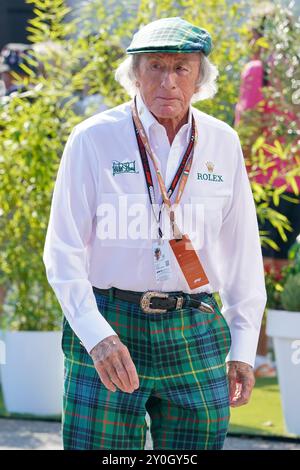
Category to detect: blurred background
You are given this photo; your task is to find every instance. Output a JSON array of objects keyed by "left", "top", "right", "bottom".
[{"left": 1, "top": 0, "right": 300, "bottom": 49}]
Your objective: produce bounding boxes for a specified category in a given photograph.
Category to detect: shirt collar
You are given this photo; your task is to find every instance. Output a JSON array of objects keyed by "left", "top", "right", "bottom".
[{"left": 135, "top": 92, "right": 193, "bottom": 143}]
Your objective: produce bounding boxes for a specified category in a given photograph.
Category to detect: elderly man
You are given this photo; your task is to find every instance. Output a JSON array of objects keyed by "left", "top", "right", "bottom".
[{"left": 43, "top": 17, "right": 267, "bottom": 450}]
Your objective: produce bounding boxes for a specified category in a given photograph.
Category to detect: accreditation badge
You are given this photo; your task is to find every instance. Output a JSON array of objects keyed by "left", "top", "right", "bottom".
[
  {"left": 169, "top": 234, "right": 209, "bottom": 289},
  {"left": 152, "top": 239, "right": 172, "bottom": 282}
]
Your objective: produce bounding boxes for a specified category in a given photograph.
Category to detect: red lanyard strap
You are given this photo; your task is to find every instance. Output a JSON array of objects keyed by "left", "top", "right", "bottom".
[
  {"left": 166, "top": 119, "right": 196, "bottom": 200},
  {"left": 133, "top": 118, "right": 157, "bottom": 206},
  {"left": 132, "top": 99, "right": 196, "bottom": 203},
  {"left": 132, "top": 97, "right": 197, "bottom": 238}
]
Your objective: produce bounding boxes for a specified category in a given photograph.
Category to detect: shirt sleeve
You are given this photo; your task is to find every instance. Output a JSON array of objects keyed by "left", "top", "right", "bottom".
[
  {"left": 43, "top": 125, "right": 117, "bottom": 354},
  {"left": 217, "top": 132, "right": 267, "bottom": 367}
]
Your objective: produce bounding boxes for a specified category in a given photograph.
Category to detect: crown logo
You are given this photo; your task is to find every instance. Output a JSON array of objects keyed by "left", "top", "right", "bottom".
[{"left": 205, "top": 161, "right": 214, "bottom": 173}]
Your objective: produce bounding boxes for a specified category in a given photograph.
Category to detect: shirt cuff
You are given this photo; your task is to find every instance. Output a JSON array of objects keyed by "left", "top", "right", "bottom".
[
  {"left": 68, "top": 308, "right": 118, "bottom": 355},
  {"left": 225, "top": 326, "right": 260, "bottom": 368}
]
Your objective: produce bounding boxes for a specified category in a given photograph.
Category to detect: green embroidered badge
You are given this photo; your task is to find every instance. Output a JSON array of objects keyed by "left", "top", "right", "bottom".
[{"left": 112, "top": 160, "right": 139, "bottom": 176}]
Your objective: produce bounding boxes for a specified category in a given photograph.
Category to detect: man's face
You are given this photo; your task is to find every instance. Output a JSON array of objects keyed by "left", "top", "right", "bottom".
[{"left": 135, "top": 52, "right": 201, "bottom": 120}]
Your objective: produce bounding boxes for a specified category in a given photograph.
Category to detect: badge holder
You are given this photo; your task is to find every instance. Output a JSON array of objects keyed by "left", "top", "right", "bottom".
[{"left": 169, "top": 234, "right": 209, "bottom": 289}]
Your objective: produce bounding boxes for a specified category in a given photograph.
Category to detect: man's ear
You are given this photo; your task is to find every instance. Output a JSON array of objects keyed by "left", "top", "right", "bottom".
[
  {"left": 133, "top": 55, "right": 142, "bottom": 89},
  {"left": 194, "top": 55, "right": 202, "bottom": 94}
]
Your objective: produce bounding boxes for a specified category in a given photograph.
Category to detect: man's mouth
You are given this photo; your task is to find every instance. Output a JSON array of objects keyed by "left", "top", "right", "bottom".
[{"left": 157, "top": 97, "right": 178, "bottom": 101}]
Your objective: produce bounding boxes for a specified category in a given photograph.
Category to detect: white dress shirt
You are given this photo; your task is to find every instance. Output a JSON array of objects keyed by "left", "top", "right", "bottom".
[{"left": 43, "top": 93, "right": 267, "bottom": 367}]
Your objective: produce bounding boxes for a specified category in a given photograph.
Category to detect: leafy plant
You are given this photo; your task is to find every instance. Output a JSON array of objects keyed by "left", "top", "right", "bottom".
[
  {"left": 0, "top": 0, "right": 82, "bottom": 330},
  {"left": 287, "top": 240, "right": 300, "bottom": 274},
  {"left": 281, "top": 273, "right": 300, "bottom": 312},
  {"left": 265, "top": 267, "right": 284, "bottom": 310},
  {"left": 235, "top": 0, "right": 300, "bottom": 251},
  {"left": 265, "top": 239, "right": 300, "bottom": 311},
  {"left": 0, "top": 0, "right": 298, "bottom": 330}
]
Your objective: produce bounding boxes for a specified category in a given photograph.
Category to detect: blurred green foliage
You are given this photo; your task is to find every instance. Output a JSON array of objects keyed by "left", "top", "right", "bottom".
[
  {"left": 235, "top": 0, "right": 300, "bottom": 252},
  {"left": 265, "top": 239, "right": 300, "bottom": 310},
  {"left": 0, "top": 0, "right": 299, "bottom": 328}
]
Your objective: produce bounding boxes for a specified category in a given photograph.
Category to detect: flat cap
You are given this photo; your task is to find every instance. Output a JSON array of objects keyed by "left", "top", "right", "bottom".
[{"left": 126, "top": 17, "right": 212, "bottom": 56}]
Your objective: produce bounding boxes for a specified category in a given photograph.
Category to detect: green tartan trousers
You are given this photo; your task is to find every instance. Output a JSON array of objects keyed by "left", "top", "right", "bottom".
[{"left": 62, "top": 287, "right": 232, "bottom": 450}]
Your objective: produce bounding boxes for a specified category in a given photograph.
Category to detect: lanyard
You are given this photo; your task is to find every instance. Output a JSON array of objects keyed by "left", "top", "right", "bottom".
[{"left": 131, "top": 97, "right": 197, "bottom": 239}]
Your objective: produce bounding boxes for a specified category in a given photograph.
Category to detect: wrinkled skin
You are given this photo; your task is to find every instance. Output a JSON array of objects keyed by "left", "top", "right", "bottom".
[
  {"left": 91, "top": 336, "right": 255, "bottom": 405},
  {"left": 226, "top": 361, "right": 255, "bottom": 407},
  {"left": 135, "top": 52, "right": 201, "bottom": 144},
  {"left": 90, "top": 335, "right": 139, "bottom": 393}
]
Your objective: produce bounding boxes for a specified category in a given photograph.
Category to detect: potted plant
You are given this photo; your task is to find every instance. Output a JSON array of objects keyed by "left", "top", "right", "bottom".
[
  {"left": 0, "top": 3, "right": 79, "bottom": 417},
  {"left": 266, "top": 241, "right": 300, "bottom": 435},
  {"left": 0, "top": 284, "right": 64, "bottom": 416},
  {"left": 0, "top": 0, "right": 126, "bottom": 418}
]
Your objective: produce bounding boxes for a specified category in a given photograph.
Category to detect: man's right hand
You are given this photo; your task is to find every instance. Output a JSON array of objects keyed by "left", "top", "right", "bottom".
[{"left": 90, "top": 335, "right": 140, "bottom": 394}]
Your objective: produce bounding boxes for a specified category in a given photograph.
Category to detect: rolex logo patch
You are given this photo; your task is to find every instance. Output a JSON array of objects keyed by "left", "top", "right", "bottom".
[
  {"left": 206, "top": 161, "right": 214, "bottom": 173},
  {"left": 197, "top": 161, "right": 224, "bottom": 182},
  {"left": 112, "top": 160, "right": 139, "bottom": 176}
]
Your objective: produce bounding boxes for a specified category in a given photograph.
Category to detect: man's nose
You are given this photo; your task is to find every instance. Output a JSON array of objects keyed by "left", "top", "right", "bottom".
[{"left": 161, "top": 71, "right": 177, "bottom": 89}]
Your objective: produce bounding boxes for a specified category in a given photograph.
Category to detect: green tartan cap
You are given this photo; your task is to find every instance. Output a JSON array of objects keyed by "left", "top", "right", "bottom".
[{"left": 126, "top": 17, "right": 212, "bottom": 56}]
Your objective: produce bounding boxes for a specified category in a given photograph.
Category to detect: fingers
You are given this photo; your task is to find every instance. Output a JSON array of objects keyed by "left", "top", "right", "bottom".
[
  {"left": 107, "top": 355, "right": 138, "bottom": 393},
  {"left": 230, "top": 375, "right": 255, "bottom": 407},
  {"left": 91, "top": 337, "right": 139, "bottom": 394},
  {"left": 227, "top": 360, "right": 255, "bottom": 407},
  {"left": 121, "top": 353, "right": 140, "bottom": 390},
  {"left": 95, "top": 358, "right": 136, "bottom": 394},
  {"left": 106, "top": 362, "right": 132, "bottom": 393},
  {"left": 97, "top": 368, "right": 117, "bottom": 393},
  {"left": 227, "top": 367, "right": 238, "bottom": 405}
]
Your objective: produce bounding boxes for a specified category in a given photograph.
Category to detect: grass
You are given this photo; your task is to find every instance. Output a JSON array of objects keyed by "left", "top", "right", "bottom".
[{"left": 0, "top": 377, "right": 299, "bottom": 438}]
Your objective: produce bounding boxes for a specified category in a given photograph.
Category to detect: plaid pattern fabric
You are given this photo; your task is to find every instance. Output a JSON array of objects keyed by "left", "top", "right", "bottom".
[
  {"left": 62, "top": 288, "right": 231, "bottom": 450},
  {"left": 126, "top": 17, "right": 212, "bottom": 56}
]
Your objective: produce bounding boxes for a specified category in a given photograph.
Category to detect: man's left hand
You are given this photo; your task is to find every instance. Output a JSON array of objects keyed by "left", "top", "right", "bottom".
[{"left": 226, "top": 361, "right": 255, "bottom": 407}]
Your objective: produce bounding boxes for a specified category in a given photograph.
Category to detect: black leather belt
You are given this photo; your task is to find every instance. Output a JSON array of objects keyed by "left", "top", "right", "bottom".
[{"left": 92, "top": 286, "right": 215, "bottom": 314}]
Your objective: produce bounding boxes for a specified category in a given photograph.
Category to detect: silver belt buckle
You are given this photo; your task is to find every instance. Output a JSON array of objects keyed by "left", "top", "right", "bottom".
[
  {"left": 198, "top": 301, "right": 215, "bottom": 313},
  {"left": 175, "top": 296, "right": 184, "bottom": 310},
  {"left": 140, "top": 291, "right": 169, "bottom": 313}
]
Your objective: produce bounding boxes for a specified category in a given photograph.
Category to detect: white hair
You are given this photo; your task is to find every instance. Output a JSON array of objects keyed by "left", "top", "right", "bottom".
[{"left": 114, "top": 51, "right": 219, "bottom": 103}]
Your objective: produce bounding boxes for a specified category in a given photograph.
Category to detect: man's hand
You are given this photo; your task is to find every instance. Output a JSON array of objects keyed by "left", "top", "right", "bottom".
[
  {"left": 90, "top": 335, "right": 139, "bottom": 394},
  {"left": 226, "top": 361, "right": 255, "bottom": 407}
]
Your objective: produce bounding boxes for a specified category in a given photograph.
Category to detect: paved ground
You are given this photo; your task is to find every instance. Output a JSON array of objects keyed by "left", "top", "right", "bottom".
[{"left": 0, "top": 418, "right": 300, "bottom": 450}]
